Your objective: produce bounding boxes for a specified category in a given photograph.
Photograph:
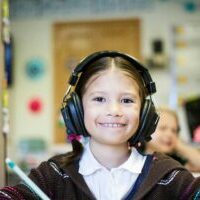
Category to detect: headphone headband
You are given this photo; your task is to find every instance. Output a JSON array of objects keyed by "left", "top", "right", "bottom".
[
  {"left": 68, "top": 51, "right": 156, "bottom": 95},
  {"left": 61, "top": 50, "right": 159, "bottom": 145}
]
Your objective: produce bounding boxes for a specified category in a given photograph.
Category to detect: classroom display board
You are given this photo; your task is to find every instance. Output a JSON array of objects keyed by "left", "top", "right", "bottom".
[{"left": 172, "top": 23, "right": 200, "bottom": 143}]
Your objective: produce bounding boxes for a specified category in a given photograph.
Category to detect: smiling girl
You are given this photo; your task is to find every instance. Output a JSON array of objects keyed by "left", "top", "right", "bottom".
[{"left": 0, "top": 51, "right": 200, "bottom": 200}]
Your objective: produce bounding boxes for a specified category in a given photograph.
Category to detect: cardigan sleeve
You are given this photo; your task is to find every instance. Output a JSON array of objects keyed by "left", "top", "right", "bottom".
[
  {"left": 0, "top": 161, "right": 58, "bottom": 200},
  {"left": 178, "top": 170, "right": 200, "bottom": 200},
  {"left": 160, "top": 169, "right": 200, "bottom": 199}
]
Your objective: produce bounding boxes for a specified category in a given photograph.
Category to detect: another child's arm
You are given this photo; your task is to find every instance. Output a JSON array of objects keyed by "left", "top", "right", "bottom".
[{"left": 175, "top": 138, "right": 200, "bottom": 172}]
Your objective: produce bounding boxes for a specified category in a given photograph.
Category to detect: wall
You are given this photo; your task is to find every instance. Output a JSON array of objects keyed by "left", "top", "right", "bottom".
[
  {"left": 9, "top": 21, "right": 54, "bottom": 153},
  {"left": 8, "top": 1, "right": 200, "bottom": 157}
]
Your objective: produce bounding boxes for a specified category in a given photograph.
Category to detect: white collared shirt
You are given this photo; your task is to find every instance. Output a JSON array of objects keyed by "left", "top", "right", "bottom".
[{"left": 79, "top": 142, "right": 147, "bottom": 200}]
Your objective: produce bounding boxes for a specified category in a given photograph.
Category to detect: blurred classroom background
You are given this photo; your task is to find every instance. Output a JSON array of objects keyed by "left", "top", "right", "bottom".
[{"left": 0, "top": 0, "right": 200, "bottom": 186}]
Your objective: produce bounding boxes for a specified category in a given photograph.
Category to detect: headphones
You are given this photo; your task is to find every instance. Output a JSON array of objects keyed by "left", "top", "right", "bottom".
[{"left": 61, "top": 51, "right": 159, "bottom": 146}]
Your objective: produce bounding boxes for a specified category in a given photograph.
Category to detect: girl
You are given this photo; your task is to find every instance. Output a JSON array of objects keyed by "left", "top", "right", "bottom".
[
  {"left": 145, "top": 107, "right": 200, "bottom": 172},
  {"left": 0, "top": 51, "right": 200, "bottom": 200}
]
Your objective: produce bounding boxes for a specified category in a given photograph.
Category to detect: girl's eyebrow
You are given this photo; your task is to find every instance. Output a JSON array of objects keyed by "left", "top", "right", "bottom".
[
  {"left": 88, "top": 91, "right": 106, "bottom": 97},
  {"left": 88, "top": 91, "right": 138, "bottom": 97},
  {"left": 120, "top": 92, "right": 138, "bottom": 97}
]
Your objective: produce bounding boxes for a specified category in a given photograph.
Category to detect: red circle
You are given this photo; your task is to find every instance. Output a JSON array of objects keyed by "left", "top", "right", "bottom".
[{"left": 28, "top": 99, "right": 42, "bottom": 113}]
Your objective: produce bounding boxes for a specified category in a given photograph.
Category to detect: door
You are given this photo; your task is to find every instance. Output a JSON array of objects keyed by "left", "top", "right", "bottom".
[{"left": 54, "top": 19, "right": 141, "bottom": 143}]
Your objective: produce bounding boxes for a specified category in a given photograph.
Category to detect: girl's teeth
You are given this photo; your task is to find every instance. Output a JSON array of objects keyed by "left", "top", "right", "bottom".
[{"left": 100, "top": 123, "right": 124, "bottom": 127}]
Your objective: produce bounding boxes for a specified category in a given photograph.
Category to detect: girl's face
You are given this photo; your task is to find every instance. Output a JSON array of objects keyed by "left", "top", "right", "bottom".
[
  {"left": 82, "top": 69, "right": 142, "bottom": 147},
  {"left": 148, "top": 112, "right": 178, "bottom": 153}
]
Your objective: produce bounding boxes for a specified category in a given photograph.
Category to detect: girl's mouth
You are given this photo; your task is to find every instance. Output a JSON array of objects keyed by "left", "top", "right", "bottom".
[{"left": 98, "top": 123, "right": 126, "bottom": 128}]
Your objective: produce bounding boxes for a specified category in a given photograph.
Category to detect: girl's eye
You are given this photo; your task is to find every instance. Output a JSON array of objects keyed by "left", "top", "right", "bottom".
[
  {"left": 93, "top": 97, "right": 105, "bottom": 102},
  {"left": 121, "top": 98, "right": 134, "bottom": 103}
]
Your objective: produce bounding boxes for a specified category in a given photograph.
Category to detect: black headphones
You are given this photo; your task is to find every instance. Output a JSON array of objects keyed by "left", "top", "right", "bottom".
[{"left": 61, "top": 51, "right": 159, "bottom": 146}]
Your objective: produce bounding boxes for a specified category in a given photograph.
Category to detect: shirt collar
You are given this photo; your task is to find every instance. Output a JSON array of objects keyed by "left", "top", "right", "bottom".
[
  {"left": 79, "top": 142, "right": 103, "bottom": 175},
  {"left": 79, "top": 141, "right": 146, "bottom": 176},
  {"left": 117, "top": 148, "right": 146, "bottom": 174}
]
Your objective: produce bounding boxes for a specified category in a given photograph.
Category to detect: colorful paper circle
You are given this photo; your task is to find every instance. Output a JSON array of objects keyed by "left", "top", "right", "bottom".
[
  {"left": 28, "top": 98, "right": 43, "bottom": 113},
  {"left": 184, "top": 2, "right": 197, "bottom": 12},
  {"left": 26, "top": 59, "right": 45, "bottom": 80}
]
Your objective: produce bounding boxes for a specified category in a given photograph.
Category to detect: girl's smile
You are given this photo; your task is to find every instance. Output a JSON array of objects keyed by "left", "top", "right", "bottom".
[{"left": 98, "top": 122, "right": 126, "bottom": 128}]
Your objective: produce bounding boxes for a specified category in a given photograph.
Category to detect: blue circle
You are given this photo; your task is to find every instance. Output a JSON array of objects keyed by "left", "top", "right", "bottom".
[
  {"left": 26, "top": 59, "right": 45, "bottom": 80},
  {"left": 184, "top": 2, "right": 197, "bottom": 12}
]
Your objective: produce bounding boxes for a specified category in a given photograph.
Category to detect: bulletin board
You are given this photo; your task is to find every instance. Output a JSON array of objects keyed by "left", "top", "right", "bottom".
[{"left": 171, "top": 23, "right": 200, "bottom": 143}]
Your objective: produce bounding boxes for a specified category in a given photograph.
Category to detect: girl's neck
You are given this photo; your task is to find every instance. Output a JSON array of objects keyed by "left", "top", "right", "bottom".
[{"left": 89, "top": 139, "right": 131, "bottom": 170}]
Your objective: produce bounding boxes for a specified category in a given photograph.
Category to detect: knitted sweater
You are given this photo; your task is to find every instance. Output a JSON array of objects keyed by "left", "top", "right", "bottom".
[{"left": 0, "top": 152, "right": 200, "bottom": 200}]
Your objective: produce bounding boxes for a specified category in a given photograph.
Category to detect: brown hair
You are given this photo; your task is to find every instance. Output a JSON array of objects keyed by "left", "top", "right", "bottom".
[
  {"left": 59, "top": 56, "right": 147, "bottom": 167},
  {"left": 75, "top": 57, "right": 147, "bottom": 103}
]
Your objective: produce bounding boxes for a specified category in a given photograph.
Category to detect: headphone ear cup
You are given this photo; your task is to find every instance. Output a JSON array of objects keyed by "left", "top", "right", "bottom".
[
  {"left": 129, "top": 99, "right": 159, "bottom": 146},
  {"left": 71, "top": 92, "right": 88, "bottom": 136},
  {"left": 61, "top": 92, "right": 88, "bottom": 136},
  {"left": 61, "top": 102, "right": 77, "bottom": 135}
]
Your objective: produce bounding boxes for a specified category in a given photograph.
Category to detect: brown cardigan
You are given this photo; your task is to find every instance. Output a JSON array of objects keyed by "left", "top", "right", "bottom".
[{"left": 0, "top": 152, "right": 200, "bottom": 200}]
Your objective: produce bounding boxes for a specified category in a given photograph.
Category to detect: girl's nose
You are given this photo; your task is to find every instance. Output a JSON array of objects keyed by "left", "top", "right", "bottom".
[{"left": 106, "top": 102, "right": 122, "bottom": 117}]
